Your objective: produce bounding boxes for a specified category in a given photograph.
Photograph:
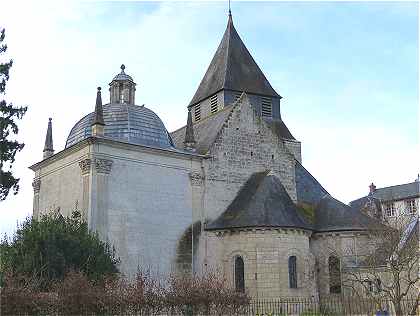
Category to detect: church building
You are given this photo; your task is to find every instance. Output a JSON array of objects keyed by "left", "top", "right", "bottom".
[{"left": 30, "top": 13, "right": 377, "bottom": 299}]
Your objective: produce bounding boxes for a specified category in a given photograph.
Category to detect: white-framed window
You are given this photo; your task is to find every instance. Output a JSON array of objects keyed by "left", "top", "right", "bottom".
[
  {"left": 261, "top": 97, "right": 272, "bottom": 118},
  {"left": 384, "top": 202, "right": 396, "bottom": 217},
  {"left": 194, "top": 104, "right": 201, "bottom": 122},
  {"left": 210, "top": 94, "right": 218, "bottom": 114},
  {"left": 406, "top": 199, "right": 417, "bottom": 215}
]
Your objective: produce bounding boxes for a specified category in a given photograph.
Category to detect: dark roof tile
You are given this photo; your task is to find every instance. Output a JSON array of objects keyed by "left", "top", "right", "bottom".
[
  {"left": 206, "top": 171, "right": 312, "bottom": 231},
  {"left": 189, "top": 15, "right": 280, "bottom": 107}
]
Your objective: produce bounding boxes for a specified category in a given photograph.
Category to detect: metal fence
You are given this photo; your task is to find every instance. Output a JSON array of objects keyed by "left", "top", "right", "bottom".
[{"left": 245, "top": 296, "right": 419, "bottom": 316}]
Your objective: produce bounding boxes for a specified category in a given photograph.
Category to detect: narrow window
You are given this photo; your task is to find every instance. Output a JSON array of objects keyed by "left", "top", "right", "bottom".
[
  {"left": 194, "top": 104, "right": 201, "bottom": 122},
  {"left": 384, "top": 202, "right": 395, "bottom": 217},
  {"left": 288, "top": 256, "right": 297, "bottom": 288},
  {"left": 329, "top": 256, "right": 341, "bottom": 294},
  {"left": 261, "top": 97, "right": 272, "bottom": 118},
  {"left": 210, "top": 94, "right": 218, "bottom": 114},
  {"left": 234, "top": 256, "right": 245, "bottom": 292}
]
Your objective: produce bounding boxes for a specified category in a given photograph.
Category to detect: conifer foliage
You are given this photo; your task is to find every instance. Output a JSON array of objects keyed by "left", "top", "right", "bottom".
[
  {"left": 0, "top": 28, "right": 27, "bottom": 201},
  {"left": 0, "top": 211, "right": 119, "bottom": 290}
]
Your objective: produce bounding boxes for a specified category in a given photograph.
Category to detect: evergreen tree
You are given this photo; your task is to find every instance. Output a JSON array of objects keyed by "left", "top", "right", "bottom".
[
  {"left": 0, "top": 211, "right": 119, "bottom": 289},
  {"left": 0, "top": 28, "right": 27, "bottom": 201}
]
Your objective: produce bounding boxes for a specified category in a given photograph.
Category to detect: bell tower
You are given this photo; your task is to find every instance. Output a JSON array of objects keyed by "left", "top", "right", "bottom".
[{"left": 109, "top": 64, "right": 136, "bottom": 104}]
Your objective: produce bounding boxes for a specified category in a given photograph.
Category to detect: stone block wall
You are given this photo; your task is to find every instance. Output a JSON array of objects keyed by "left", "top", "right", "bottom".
[
  {"left": 31, "top": 143, "right": 91, "bottom": 219},
  {"left": 310, "top": 232, "right": 372, "bottom": 297},
  {"left": 202, "top": 96, "right": 297, "bottom": 223},
  {"left": 93, "top": 141, "right": 202, "bottom": 279},
  {"left": 204, "top": 229, "right": 316, "bottom": 299}
]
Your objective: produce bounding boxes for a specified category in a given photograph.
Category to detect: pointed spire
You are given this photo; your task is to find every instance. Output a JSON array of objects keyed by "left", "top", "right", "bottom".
[
  {"left": 183, "top": 108, "right": 196, "bottom": 151},
  {"left": 188, "top": 11, "right": 280, "bottom": 107},
  {"left": 92, "top": 87, "right": 105, "bottom": 137},
  {"left": 43, "top": 118, "right": 54, "bottom": 159}
]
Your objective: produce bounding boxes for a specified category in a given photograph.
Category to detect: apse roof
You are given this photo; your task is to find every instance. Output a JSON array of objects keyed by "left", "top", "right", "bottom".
[
  {"left": 206, "top": 171, "right": 313, "bottom": 231},
  {"left": 189, "top": 14, "right": 280, "bottom": 107}
]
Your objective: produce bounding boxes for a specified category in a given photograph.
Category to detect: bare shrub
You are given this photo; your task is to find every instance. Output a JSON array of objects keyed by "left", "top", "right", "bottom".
[{"left": 1, "top": 270, "right": 56, "bottom": 315}]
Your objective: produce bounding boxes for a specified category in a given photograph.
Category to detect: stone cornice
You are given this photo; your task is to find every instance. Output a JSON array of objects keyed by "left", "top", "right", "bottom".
[{"left": 29, "top": 137, "right": 206, "bottom": 171}]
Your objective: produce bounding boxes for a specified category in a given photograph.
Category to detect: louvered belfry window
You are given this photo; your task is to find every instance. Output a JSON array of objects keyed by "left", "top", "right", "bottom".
[
  {"left": 288, "top": 256, "right": 297, "bottom": 288},
  {"left": 235, "top": 256, "right": 245, "bottom": 292},
  {"left": 210, "top": 94, "right": 218, "bottom": 114},
  {"left": 194, "top": 104, "right": 201, "bottom": 122},
  {"left": 261, "top": 97, "right": 272, "bottom": 118}
]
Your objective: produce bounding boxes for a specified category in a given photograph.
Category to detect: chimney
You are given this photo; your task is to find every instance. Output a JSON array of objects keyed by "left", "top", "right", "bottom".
[{"left": 369, "top": 182, "right": 376, "bottom": 195}]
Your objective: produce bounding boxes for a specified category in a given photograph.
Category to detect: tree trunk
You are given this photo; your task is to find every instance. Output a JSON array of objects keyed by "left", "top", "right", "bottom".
[{"left": 393, "top": 300, "right": 403, "bottom": 316}]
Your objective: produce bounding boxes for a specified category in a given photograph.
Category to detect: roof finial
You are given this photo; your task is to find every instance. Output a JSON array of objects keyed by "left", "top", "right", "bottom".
[
  {"left": 43, "top": 117, "right": 54, "bottom": 159},
  {"left": 228, "top": 0, "right": 231, "bottom": 16},
  {"left": 120, "top": 64, "right": 125, "bottom": 73},
  {"left": 184, "top": 107, "right": 196, "bottom": 151},
  {"left": 92, "top": 87, "right": 105, "bottom": 137}
]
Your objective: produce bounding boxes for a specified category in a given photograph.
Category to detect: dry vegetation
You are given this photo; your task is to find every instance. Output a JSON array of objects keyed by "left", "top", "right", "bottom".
[{"left": 1, "top": 269, "right": 250, "bottom": 315}]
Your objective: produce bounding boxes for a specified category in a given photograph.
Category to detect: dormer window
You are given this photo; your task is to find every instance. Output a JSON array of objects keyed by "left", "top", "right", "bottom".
[{"left": 261, "top": 97, "right": 272, "bottom": 118}]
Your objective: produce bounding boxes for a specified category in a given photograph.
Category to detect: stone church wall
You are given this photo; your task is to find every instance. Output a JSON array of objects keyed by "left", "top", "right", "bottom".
[
  {"left": 92, "top": 141, "right": 202, "bottom": 279},
  {"left": 310, "top": 232, "right": 372, "bottom": 297},
  {"left": 204, "top": 229, "right": 316, "bottom": 299},
  {"left": 32, "top": 143, "right": 91, "bottom": 219},
  {"left": 202, "top": 97, "right": 297, "bottom": 223}
]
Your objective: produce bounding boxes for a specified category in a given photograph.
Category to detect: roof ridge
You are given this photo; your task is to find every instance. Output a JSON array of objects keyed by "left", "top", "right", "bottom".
[{"left": 375, "top": 181, "right": 419, "bottom": 191}]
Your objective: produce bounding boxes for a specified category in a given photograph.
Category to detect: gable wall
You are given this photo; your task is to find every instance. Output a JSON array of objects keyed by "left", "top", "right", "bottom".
[{"left": 202, "top": 96, "right": 297, "bottom": 223}]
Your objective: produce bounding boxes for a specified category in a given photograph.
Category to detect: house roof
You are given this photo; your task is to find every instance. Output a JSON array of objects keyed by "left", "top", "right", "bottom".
[
  {"left": 206, "top": 171, "right": 312, "bottom": 231},
  {"left": 350, "top": 181, "right": 420, "bottom": 209},
  {"left": 188, "top": 13, "right": 280, "bottom": 107}
]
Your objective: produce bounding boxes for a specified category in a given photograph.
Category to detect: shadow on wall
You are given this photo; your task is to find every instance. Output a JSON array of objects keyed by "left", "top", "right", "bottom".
[{"left": 175, "top": 221, "right": 202, "bottom": 274}]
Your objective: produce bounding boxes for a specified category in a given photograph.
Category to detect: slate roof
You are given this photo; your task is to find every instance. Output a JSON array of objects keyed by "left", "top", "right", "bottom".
[
  {"left": 66, "top": 103, "right": 174, "bottom": 149},
  {"left": 314, "top": 194, "right": 380, "bottom": 232},
  {"left": 206, "top": 171, "right": 312, "bottom": 231},
  {"left": 171, "top": 104, "right": 235, "bottom": 155},
  {"left": 265, "top": 119, "right": 295, "bottom": 140},
  {"left": 295, "top": 160, "right": 329, "bottom": 206},
  {"left": 189, "top": 14, "right": 280, "bottom": 107}
]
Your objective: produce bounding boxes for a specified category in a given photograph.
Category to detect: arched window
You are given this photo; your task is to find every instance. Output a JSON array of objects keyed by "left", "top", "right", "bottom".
[
  {"left": 234, "top": 256, "right": 245, "bottom": 292},
  {"left": 328, "top": 256, "right": 341, "bottom": 294},
  {"left": 288, "top": 256, "right": 297, "bottom": 288}
]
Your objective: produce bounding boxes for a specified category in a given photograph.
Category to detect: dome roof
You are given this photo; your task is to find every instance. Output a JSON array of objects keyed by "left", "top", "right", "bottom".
[{"left": 65, "top": 103, "right": 174, "bottom": 149}]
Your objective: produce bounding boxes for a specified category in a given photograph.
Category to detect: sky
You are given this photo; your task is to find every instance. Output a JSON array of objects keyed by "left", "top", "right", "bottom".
[{"left": 0, "top": 1, "right": 418, "bottom": 236}]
